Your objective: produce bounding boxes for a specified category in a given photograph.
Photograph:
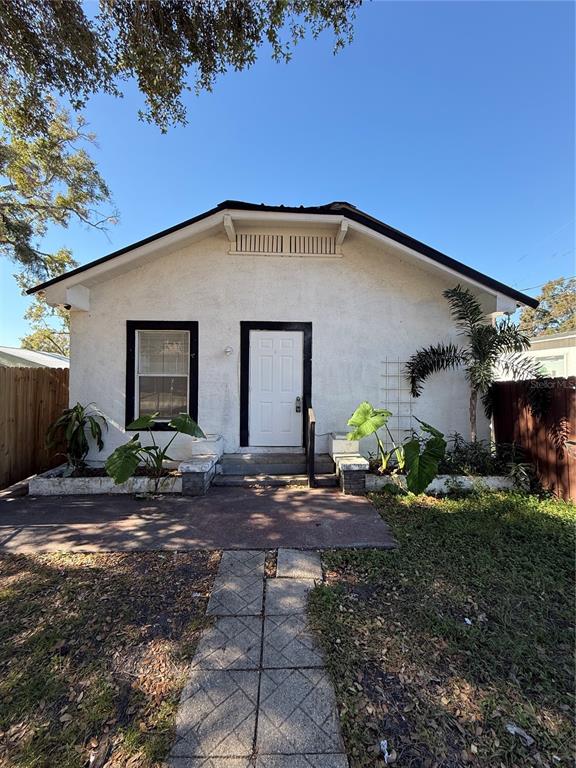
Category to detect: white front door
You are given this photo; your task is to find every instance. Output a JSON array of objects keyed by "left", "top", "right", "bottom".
[{"left": 248, "top": 330, "right": 304, "bottom": 446}]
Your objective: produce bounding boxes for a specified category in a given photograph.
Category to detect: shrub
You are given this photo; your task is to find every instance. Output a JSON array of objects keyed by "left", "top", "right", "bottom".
[
  {"left": 46, "top": 402, "right": 108, "bottom": 471},
  {"left": 439, "top": 433, "right": 523, "bottom": 476}
]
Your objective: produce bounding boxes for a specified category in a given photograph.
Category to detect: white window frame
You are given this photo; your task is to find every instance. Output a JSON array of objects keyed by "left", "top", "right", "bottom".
[
  {"left": 134, "top": 329, "right": 190, "bottom": 421},
  {"left": 532, "top": 352, "right": 566, "bottom": 378}
]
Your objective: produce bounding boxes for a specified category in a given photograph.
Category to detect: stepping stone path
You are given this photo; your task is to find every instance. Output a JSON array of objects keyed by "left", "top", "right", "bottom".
[{"left": 169, "top": 549, "right": 348, "bottom": 768}]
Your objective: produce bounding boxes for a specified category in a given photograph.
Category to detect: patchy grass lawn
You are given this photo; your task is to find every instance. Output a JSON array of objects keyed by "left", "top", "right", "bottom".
[
  {"left": 309, "top": 492, "right": 575, "bottom": 768},
  {"left": 0, "top": 551, "right": 220, "bottom": 767}
]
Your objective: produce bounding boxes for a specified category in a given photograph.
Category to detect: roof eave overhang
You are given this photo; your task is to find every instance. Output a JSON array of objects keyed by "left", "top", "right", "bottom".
[
  {"left": 28, "top": 207, "right": 226, "bottom": 297},
  {"left": 28, "top": 203, "right": 539, "bottom": 311}
]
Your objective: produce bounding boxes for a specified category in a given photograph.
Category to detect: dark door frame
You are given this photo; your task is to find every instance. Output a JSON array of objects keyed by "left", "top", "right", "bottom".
[{"left": 240, "top": 321, "right": 312, "bottom": 448}]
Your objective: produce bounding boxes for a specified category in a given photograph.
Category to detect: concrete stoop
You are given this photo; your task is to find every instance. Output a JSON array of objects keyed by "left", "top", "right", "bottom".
[
  {"left": 169, "top": 549, "right": 348, "bottom": 768},
  {"left": 214, "top": 453, "right": 338, "bottom": 489},
  {"left": 212, "top": 474, "right": 338, "bottom": 488}
]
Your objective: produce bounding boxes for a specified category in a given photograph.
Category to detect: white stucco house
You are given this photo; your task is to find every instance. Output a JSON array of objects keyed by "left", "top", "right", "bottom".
[
  {"left": 527, "top": 331, "right": 576, "bottom": 378},
  {"left": 28, "top": 200, "right": 538, "bottom": 468},
  {"left": 496, "top": 330, "right": 575, "bottom": 381}
]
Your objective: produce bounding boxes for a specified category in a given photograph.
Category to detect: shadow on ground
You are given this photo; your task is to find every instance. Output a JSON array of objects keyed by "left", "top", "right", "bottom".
[
  {"left": 308, "top": 492, "right": 575, "bottom": 768},
  {"left": 0, "top": 487, "right": 396, "bottom": 552},
  {"left": 0, "top": 550, "right": 220, "bottom": 767}
]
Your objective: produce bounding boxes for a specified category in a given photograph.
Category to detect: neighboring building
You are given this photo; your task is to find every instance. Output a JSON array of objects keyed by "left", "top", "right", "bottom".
[
  {"left": 0, "top": 347, "right": 69, "bottom": 368},
  {"left": 27, "top": 200, "right": 538, "bottom": 461},
  {"left": 527, "top": 330, "right": 576, "bottom": 378}
]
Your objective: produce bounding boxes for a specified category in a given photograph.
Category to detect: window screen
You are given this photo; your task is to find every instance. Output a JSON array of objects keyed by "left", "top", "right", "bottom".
[{"left": 136, "top": 330, "right": 189, "bottom": 419}]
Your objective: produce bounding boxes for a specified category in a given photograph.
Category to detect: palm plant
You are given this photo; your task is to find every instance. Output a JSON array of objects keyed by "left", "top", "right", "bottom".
[{"left": 406, "top": 285, "right": 540, "bottom": 441}]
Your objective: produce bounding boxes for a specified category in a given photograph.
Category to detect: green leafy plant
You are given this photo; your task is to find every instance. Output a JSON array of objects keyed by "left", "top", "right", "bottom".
[
  {"left": 346, "top": 401, "right": 404, "bottom": 473},
  {"left": 46, "top": 402, "right": 108, "bottom": 471},
  {"left": 105, "top": 412, "right": 205, "bottom": 493},
  {"left": 403, "top": 419, "right": 447, "bottom": 494},
  {"left": 346, "top": 403, "right": 445, "bottom": 491},
  {"left": 380, "top": 481, "right": 407, "bottom": 497},
  {"left": 439, "top": 433, "right": 529, "bottom": 478},
  {"left": 443, "top": 475, "right": 467, "bottom": 497},
  {"left": 439, "top": 432, "right": 496, "bottom": 475},
  {"left": 506, "top": 460, "right": 533, "bottom": 491}
]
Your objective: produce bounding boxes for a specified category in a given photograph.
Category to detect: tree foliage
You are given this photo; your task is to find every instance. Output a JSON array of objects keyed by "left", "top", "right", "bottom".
[
  {"left": 1, "top": 99, "right": 113, "bottom": 353},
  {"left": 0, "top": 98, "right": 114, "bottom": 278},
  {"left": 0, "top": 0, "right": 361, "bottom": 134},
  {"left": 519, "top": 277, "right": 576, "bottom": 337},
  {"left": 406, "top": 285, "right": 542, "bottom": 441},
  {"left": 14, "top": 249, "right": 77, "bottom": 356},
  {"left": 0, "top": 0, "right": 360, "bottom": 348}
]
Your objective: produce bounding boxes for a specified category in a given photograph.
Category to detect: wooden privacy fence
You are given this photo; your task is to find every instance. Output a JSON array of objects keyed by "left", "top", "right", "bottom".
[
  {"left": 492, "top": 377, "right": 576, "bottom": 501},
  {"left": 0, "top": 367, "right": 69, "bottom": 489}
]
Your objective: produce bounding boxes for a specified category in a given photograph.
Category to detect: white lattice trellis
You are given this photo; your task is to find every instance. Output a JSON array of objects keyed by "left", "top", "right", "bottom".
[{"left": 380, "top": 358, "right": 414, "bottom": 449}]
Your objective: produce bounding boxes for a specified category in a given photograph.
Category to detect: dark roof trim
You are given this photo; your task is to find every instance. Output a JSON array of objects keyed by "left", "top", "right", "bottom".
[
  {"left": 27, "top": 199, "right": 539, "bottom": 308},
  {"left": 27, "top": 201, "right": 225, "bottom": 294}
]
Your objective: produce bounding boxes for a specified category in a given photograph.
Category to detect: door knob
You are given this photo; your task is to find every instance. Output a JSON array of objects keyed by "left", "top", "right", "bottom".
[{"left": 295, "top": 396, "right": 302, "bottom": 413}]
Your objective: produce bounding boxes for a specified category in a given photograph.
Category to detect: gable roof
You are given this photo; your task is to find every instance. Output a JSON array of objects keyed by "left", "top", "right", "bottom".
[{"left": 27, "top": 200, "right": 539, "bottom": 308}]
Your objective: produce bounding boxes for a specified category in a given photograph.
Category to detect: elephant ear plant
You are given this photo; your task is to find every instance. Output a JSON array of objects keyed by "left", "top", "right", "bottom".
[
  {"left": 105, "top": 412, "right": 205, "bottom": 492},
  {"left": 346, "top": 401, "right": 405, "bottom": 473},
  {"left": 403, "top": 418, "right": 447, "bottom": 494},
  {"left": 346, "top": 402, "right": 446, "bottom": 494},
  {"left": 47, "top": 402, "right": 108, "bottom": 473}
]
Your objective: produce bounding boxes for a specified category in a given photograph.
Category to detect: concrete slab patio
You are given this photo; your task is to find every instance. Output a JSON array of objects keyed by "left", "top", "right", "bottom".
[{"left": 0, "top": 487, "right": 395, "bottom": 552}]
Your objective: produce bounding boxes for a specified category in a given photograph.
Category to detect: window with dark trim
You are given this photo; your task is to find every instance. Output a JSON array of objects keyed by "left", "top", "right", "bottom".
[{"left": 125, "top": 321, "right": 198, "bottom": 430}]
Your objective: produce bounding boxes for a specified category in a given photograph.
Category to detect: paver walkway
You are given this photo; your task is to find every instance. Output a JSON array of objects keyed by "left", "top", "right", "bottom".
[{"left": 169, "top": 549, "right": 348, "bottom": 768}]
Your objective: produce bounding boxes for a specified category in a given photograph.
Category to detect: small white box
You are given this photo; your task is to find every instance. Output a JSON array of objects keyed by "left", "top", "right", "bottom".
[{"left": 329, "top": 432, "right": 360, "bottom": 456}]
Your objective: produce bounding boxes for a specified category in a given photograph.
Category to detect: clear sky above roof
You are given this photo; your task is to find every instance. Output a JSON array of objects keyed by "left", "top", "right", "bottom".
[{"left": 1, "top": 0, "right": 574, "bottom": 344}]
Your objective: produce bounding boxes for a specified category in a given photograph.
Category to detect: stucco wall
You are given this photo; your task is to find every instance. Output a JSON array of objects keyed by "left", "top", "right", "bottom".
[{"left": 69, "top": 228, "right": 490, "bottom": 461}]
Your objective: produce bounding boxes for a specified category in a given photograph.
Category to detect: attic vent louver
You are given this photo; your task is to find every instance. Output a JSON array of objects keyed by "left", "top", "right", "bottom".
[
  {"left": 236, "top": 233, "right": 283, "bottom": 253},
  {"left": 230, "top": 231, "right": 342, "bottom": 257},
  {"left": 289, "top": 235, "right": 337, "bottom": 255}
]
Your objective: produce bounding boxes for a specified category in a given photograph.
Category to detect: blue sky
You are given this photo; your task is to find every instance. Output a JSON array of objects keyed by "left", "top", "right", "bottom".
[{"left": 1, "top": 0, "right": 574, "bottom": 346}]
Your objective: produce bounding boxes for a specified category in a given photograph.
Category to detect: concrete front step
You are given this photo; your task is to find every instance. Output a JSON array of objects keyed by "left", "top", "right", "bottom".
[
  {"left": 212, "top": 473, "right": 338, "bottom": 488},
  {"left": 220, "top": 453, "right": 335, "bottom": 476}
]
